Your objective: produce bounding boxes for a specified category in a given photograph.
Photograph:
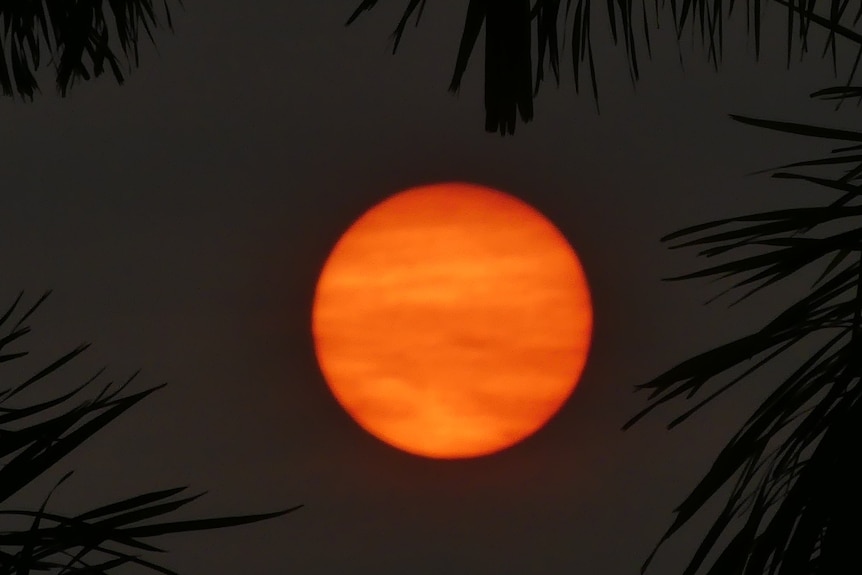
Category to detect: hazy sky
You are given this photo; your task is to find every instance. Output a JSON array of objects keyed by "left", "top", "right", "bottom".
[{"left": 0, "top": 2, "right": 853, "bottom": 574}]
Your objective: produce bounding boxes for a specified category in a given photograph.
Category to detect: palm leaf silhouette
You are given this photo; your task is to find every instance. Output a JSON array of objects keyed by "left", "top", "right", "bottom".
[
  {"left": 0, "top": 0, "right": 179, "bottom": 98},
  {"left": 348, "top": 1, "right": 862, "bottom": 134},
  {"left": 623, "top": 104, "right": 862, "bottom": 573},
  {"left": 0, "top": 293, "right": 301, "bottom": 574}
]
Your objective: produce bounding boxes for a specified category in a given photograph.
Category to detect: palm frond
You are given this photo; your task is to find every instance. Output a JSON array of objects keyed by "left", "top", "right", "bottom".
[
  {"left": 624, "top": 112, "right": 862, "bottom": 573},
  {"left": 0, "top": 0, "right": 180, "bottom": 99},
  {"left": 0, "top": 293, "right": 301, "bottom": 574},
  {"left": 348, "top": 1, "right": 862, "bottom": 133}
]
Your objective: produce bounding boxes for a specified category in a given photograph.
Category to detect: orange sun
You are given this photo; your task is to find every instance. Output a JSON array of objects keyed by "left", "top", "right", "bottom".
[{"left": 311, "top": 182, "right": 593, "bottom": 459}]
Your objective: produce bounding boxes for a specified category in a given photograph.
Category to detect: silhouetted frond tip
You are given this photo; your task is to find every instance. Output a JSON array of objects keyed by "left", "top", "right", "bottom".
[
  {"left": 0, "top": 292, "right": 299, "bottom": 574},
  {"left": 0, "top": 0, "right": 180, "bottom": 99},
  {"left": 625, "top": 111, "right": 862, "bottom": 573},
  {"left": 349, "top": 1, "right": 862, "bottom": 134}
]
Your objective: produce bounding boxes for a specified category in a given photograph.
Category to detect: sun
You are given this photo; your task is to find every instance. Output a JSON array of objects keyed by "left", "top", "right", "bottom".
[{"left": 311, "top": 182, "right": 592, "bottom": 459}]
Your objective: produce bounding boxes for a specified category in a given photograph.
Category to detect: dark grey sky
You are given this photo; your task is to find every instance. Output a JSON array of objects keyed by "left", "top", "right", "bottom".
[{"left": 0, "top": 2, "right": 853, "bottom": 574}]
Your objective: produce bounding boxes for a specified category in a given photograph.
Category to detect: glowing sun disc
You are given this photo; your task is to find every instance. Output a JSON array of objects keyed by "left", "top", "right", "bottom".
[{"left": 311, "top": 182, "right": 593, "bottom": 459}]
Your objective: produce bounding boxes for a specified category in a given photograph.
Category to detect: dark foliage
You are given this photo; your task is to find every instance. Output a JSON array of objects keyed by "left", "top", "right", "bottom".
[
  {"left": 624, "top": 105, "right": 862, "bottom": 573},
  {"left": 0, "top": 293, "right": 301, "bottom": 574},
  {"left": 0, "top": 0, "right": 179, "bottom": 99},
  {"left": 347, "top": 1, "right": 862, "bottom": 135}
]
